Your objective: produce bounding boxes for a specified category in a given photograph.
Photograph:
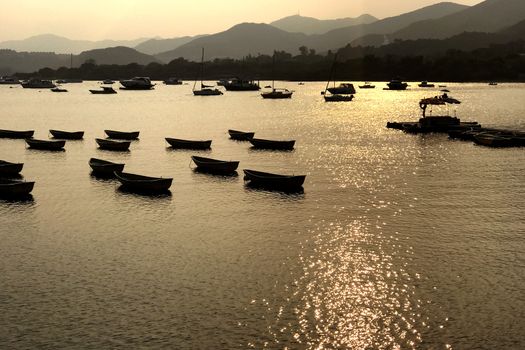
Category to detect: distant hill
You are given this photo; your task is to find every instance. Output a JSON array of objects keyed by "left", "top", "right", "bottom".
[
  {"left": 156, "top": 23, "right": 310, "bottom": 62},
  {"left": 77, "top": 47, "right": 159, "bottom": 66},
  {"left": 0, "top": 49, "right": 69, "bottom": 75},
  {"left": 500, "top": 18, "right": 525, "bottom": 39},
  {"left": 0, "top": 34, "right": 150, "bottom": 54},
  {"left": 311, "top": 2, "right": 470, "bottom": 51},
  {"left": 339, "top": 24, "right": 525, "bottom": 61},
  {"left": 393, "top": 0, "right": 525, "bottom": 40},
  {"left": 270, "top": 14, "right": 377, "bottom": 35},
  {"left": 0, "top": 47, "right": 158, "bottom": 75},
  {"left": 134, "top": 35, "right": 207, "bottom": 55},
  {"left": 155, "top": 3, "right": 469, "bottom": 62}
]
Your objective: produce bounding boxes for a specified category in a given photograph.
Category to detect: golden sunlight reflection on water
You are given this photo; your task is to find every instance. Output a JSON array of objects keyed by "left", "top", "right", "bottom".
[
  {"left": 268, "top": 220, "right": 423, "bottom": 349},
  {"left": 1, "top": 82, "right": 524, "bottom": 349}
]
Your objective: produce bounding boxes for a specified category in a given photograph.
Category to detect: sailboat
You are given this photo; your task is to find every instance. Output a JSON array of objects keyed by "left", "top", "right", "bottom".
[
  {"left": 193, "top": 48, "right": 222, "bottom": 96},
  {"left": 323, "top": 53, "right": 354, "bottom": 102},
  {"left": 261, "top": 54, "right": 293, "bottom": 99}
]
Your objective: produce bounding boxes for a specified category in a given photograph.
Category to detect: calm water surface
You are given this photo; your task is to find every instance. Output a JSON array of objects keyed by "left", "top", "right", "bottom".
[{"left": 0, "top": 82, "right": 524, "bottom": 349}]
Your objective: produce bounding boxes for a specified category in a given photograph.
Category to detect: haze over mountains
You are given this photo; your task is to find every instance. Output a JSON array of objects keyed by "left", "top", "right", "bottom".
[
  {"left": 0, "top": 34, "right": 150, "bottom": 55},
  {"left": 1, "top": 0, "right": 524, "bottom": 75},
  {"left": 156, "top": 2, "right": 473, "bottom": 62},
  {"left": 393, "top": 0, "right": 525, "bottom": 39},
  {"left": 270, "top": 14, "right": 378, "bottom": 35},
  {"left": 134, "top": 35, "right": 207, "bottom": 55}
]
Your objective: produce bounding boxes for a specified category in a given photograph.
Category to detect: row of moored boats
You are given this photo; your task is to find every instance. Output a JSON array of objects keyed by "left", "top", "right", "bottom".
[
  {"left": 0, "top": 128, "right": 305, "bottom": 197},
  {"left": 0, "top": 128, "right": 296, "bottom": 151}
]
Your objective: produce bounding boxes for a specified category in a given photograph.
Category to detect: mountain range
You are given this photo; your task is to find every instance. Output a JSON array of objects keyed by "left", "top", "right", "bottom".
[
  {"left": 0, "top": 34, "right": 150, "bottom": 55},
  {"left": 393, "top": 0, "right": 525, "bottom": 40},
  {"left": 270, "top": 14, "right": 378, "bottom": 35},
  {"left": 1, "top": 0, "right": 524, "bottom": 75},
  {"left": 134, "top": 35, "right": 207, "bottom": 55},
  {"left": 156, "top": 2, "right": 471, "bottom": 62}
]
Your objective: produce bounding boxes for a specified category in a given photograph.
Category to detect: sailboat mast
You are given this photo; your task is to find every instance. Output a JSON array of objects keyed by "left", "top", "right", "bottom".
[
  {"left": 324, "top": 53, "right": 337, "bottom": 94},
  {"left": 272, "top": 53, "right": 275, "bottom": 90},
  {"left": 200, "top": 47, "right": 205, "bottom": 88},
  {"left": 193, "top": 48, "right": 204, "bottom": 91}
]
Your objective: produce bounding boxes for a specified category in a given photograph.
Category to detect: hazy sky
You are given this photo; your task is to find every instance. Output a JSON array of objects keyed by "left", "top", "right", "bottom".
[{"left": 1, "top": 0, "right": 483, "bottom": 41}]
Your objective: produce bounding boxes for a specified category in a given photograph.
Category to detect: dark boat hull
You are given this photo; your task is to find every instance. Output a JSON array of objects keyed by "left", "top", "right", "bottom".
[
  {"left": 0, "top": 179, "right": 34, "bottom": 197},
  {"left": 249, "top": 138, "right": 295, "bottom": 150},
  {"left": 115, "top": 172, "right": 172, "bottom": 192},
  {"left": 385, "top": 83, "right": 408, "bottom": 90},
  {"left": 49, "top": 130, "right": 84, "bottom": 139},
  {"left": 96, "top": 138, "right": 131, "bottom": 151},
  {"left": 0, "top": 129, "right": 34, "bottom": 139},
  {"left": 89, "top": 158, "right": 125, "bottom": 176},
  {"left": 26, "top": 138, "right": 65, "bottom": 150},
  {"left": 228, "top": 129, "right": 255, "bottom": 141},
  {"left": 0, "top": 160, "right": 24, "bottom": 176},
  {"left": 166, "top": 138, "right": 212, "bottom": 150},
  {"left": 243, "top": 169, "right": 305, "bottom": 189},
  {"left": 193, "top": 89, "right": 223, "bottom": 96},
  {"left": 89, "top": 89, "right": 117, "bottom": 94},
  {"left": 327, "top": 87, "right": 356, "bottom": 94},
  {"left": 261, "top": 91, "right": 293, "bottom": 99},
  {"left": 324, "top": 94, "right": 354, "bottom": 102},
  {"left": 224, "top": 85, "right": 260, "bottom": 91},
  {"left": 191, "top": 156, "right": 239, "bottom": 173},
  {"left": 104, "top": 130, "right": 139, "bottom": 140}
]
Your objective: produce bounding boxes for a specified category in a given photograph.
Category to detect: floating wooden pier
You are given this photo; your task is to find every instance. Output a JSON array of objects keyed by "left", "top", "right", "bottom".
[{"left": 387, "top": 95, "right": 524, "bottom": 148}]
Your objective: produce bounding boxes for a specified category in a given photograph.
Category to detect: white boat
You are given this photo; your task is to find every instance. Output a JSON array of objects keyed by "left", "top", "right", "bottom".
[
  {"left": 21, "top": 79, "right": 56, "bottom": 89},
  {"left": 224, "top": 78, "right": 260, "bottom": 91},
  {"left": 119, "top": 77, "right": 155, "bottom": 90},
  {"left": 0, "top": 76, "right": 20, "bottom": 85}
]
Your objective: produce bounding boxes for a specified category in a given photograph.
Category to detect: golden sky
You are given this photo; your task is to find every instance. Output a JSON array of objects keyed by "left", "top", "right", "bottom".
[{"left": 1, "top": 0, "right": 483, "bottom": 41}]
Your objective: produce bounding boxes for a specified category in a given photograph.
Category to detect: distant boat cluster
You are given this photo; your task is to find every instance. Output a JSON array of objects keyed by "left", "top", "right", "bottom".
[{"left": 0, "top": 128, "right": 305, "bottom": 198}]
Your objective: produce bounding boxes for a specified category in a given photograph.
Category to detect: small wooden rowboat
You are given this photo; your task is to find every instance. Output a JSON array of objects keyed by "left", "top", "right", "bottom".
[
  {"left": 95, "top": 138, "right": 131, "bottom": 151},
  {"left": 104, "top": 130, "right": 140, "bottom": 140},
  {"left": 89, "top": 158, "right": 125, "bottom": 176},
  {"left": 191, "top": 156, "right": 239, "bottom": 173},
  {"left": 249, "top": 138, "right": 295, "bottom": 150},
  {"left": 243, "top": 169, "right": 305, "bottom": 189},
  {"left": 114, "top": 172, "right": 173, "bottom": 192},
  {"left": 49, "top": 129, "right": 84, "bottom": 139},
  {"left": 0, "top": 178, "right": 35, "bottom": 197},
  {"left": 0, "top": 160, "right": 24, "bottom": 176},
  {"left": 25, "top": 138, "right": 66, "bottom": 150},
  {"left": 228, "top": 129, "right": 255, "bottom": 141},
  {"left": 51, "top": 87, "right": 68, "bottom": 92},
  {"left": 0, "top": 129, "right": 35, "bottom": 139},
  {"left": 165, "top": 138, "right": 212, "bottom": 150}
]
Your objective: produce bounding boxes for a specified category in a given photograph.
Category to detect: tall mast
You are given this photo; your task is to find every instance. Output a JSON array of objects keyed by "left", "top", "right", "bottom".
[
  {"left": 272, "top": 53, "right": 275, "bottom": 90},
  {"left": 324, "top": 53, "right": 337, "bottom": 94},
  {"left": 193, "top": 47, "right": 204, "bottom": 91},
  {"left": 200, "top": 47, "right": 205, "bottom": 88}
]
